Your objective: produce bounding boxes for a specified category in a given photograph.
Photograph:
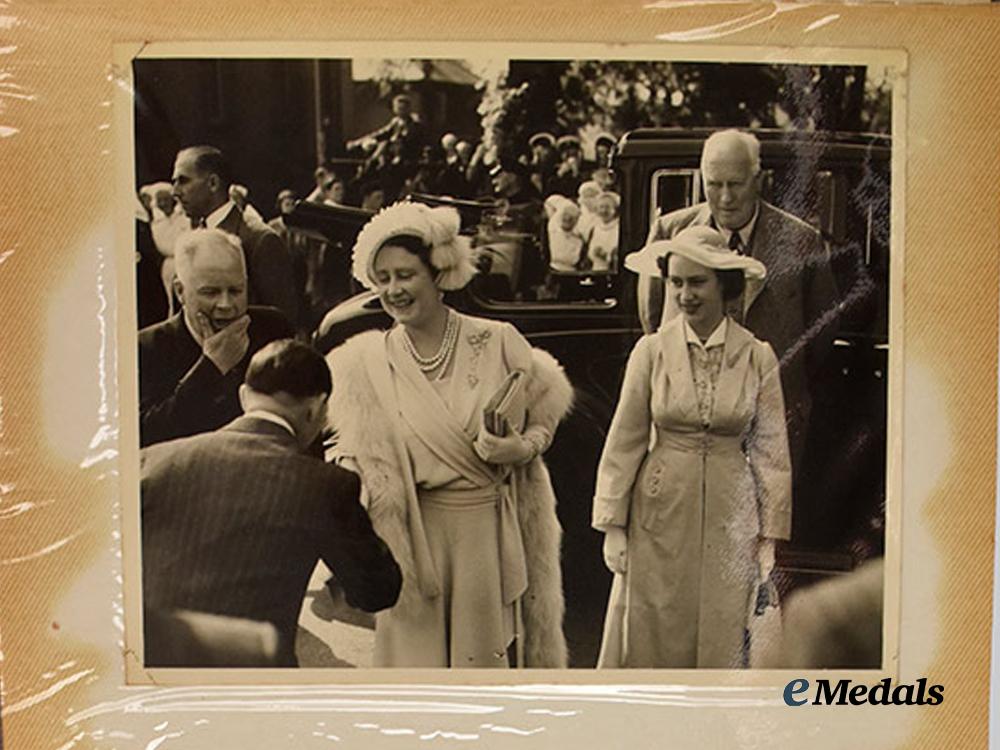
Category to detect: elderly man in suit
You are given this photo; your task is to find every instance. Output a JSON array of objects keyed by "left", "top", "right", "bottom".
[
  {"left": 138, "top": 228, "right": 292, "bottom": 447},
  {"left": 141, "top": 339, "right": 402, "bottom": 667},
  {"left": 172, "top": 145, "right": 299, "bottom": 326},
  {"left": 639, "top": 128, "right": 839, "bottom": 475}
]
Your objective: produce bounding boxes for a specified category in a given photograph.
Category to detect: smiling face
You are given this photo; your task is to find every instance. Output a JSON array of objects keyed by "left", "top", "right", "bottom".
[
  {"left": 175, "top": 235, "right": 248, "bottom": 336},
  {"left": 666, "top": 253, "right": 725, "bottom": 337},
  {"left": 701, "top": 138, "right": 760, "bottom": 231},
  {"left": 596, "top": 195, "right": 618, "bottom": 223},
  {"left": 371, "top": 241, "right": 443, "bottom": 329},
  {"left": 559, "top": 205, "right": 581, "bottom": 231}
]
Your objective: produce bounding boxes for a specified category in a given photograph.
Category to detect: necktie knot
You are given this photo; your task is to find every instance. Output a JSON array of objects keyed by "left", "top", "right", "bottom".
[{"left": 728, "top": 230, "right": 743, "bottom": 254}]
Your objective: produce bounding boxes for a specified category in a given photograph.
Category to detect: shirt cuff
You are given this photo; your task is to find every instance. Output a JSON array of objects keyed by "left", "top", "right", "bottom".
[{"left": 592, "top": 495, "right": 629, "bottom": 530}]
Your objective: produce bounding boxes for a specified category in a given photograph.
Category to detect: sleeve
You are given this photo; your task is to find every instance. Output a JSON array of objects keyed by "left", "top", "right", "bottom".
[
  {"left": 748, "top": 341, "right": 793, "bottom": 540},
  {"left": 591, "top": 335, "right": 655, "bottom": 531},
  {"left": 318, "top": 468, "right": 402, "bottom": 613},
  {"left": 500, "top": 322, "right": 557, "bottom": 457},
  {"left": 138, "top": 339, "right": 230, "bottom": 447}
]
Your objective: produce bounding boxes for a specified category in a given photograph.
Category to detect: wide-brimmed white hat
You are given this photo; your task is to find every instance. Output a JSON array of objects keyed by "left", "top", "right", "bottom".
[
  {"left": 624, "top": 225, "right": 767, "bottom": 280},
  {"left": 351, "top": 201, "right": 477, "bottom": 291}
]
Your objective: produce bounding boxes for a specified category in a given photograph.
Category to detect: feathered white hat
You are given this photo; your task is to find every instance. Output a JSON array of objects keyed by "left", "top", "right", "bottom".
[{"left": 351, "top": 201, "right": 478, "bottom": 291}]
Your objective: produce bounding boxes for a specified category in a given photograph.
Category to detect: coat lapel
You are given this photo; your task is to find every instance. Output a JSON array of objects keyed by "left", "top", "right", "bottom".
[
  {"left": 216, "top": 205, "right": 242, "bottom": 236},
  {"left": 358, "top": 332, "right": 442, "bottom": 599},
  {"left": 744, "top": 201, "right": 778, "bottom": 312},
  {"left": 388, "top": 328, "right": 496, "bottom": 484},
  {"left": 711, "top": 321, "right": 754, "bottom": 426},
  {"left": 658, "top": 318, "right": 702, "bottom": 428},
  {"left": 692, "top": 203, "right": 714, "bottom": 228}
]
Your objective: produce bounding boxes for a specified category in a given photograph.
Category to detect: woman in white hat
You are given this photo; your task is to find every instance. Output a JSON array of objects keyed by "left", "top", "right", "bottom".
[
  {"left": 592, "top": 224, "right": 792, "bottom": 668},
  {"left": 324, "top": 201, "right": 571, "bottom": 668}
]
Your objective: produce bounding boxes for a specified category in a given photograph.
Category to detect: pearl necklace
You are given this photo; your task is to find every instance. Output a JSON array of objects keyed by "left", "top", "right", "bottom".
[{"left": 403, "top": 310, "right": 459, "bottom": 375}]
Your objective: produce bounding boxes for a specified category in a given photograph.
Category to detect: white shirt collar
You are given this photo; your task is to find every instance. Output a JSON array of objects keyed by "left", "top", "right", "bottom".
[
  {"left": 715, "top": 202, "right": 760, "bottom": 250},
  {"left": 205, "top": 200, "right": 237, "bottom": 229},
  {"left": 684, "top": 317, "right": 727, "bottom": 350},
  {"left": 182, "top": 311, "right": 204, "bottom": 345},
  {"left": 243, "top": 409, "right": 297, "bottom": 437}
]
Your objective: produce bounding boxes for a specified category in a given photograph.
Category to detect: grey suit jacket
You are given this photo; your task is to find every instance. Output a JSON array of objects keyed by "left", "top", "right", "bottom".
[
  {"left": 217, "top": 205, "right": 300, "bottom": 327},
  {"left": 643, "top": 200, "right": 839, "bottom": 468},
  {"left": 141, "top": 415, "right": 402, "bottom": 666}
]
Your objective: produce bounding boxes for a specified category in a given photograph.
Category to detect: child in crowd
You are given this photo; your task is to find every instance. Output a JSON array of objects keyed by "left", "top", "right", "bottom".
[
  {"left": 576, "top": 180, "right": 602, "bottom": 239},
  {"left": 587, "top": 191, "right": 620, "bottom": 273},
  {"left": 547, "top": 196, "right": 586, "bottom": 273}
]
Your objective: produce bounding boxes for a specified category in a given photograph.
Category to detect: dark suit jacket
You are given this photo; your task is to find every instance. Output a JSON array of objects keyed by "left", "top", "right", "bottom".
[
  {"left": 138, "top": 306, "right": 292, "bottom": 447},
  {"left": 141, "top": 415, "right": 402, "bottom": 667},
  {"left": 644, "top": 200, "right": 839, "bottom": 468},
  {"left": 217, "top": 206, "right": 300, "bottom": 327}
]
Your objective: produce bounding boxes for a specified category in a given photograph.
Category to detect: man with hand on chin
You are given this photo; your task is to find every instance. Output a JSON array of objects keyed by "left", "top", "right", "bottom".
[{"left": 138, "top": 228, "right": 292, "bottom": 447}]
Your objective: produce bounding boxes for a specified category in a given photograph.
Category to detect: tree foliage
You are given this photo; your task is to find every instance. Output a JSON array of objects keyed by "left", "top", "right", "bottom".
[{"left": 480, "top": 60, "right": 891, "bottom": 155}]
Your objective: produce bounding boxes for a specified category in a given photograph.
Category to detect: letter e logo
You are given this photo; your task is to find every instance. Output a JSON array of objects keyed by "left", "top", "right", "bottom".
[{"left": 784, "top": 678, "right": 810, "bottom": 707}]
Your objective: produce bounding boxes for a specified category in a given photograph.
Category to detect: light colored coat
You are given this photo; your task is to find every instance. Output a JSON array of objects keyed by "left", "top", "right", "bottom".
[
  {"left": 593, "top": 316, "right": 791, "bottom": 668},
  {"left": 640, "top": 200, "right": 839, "bottom": 469},
  {"left": 326, "top": 322, "right": 572, "bottom": 667}
]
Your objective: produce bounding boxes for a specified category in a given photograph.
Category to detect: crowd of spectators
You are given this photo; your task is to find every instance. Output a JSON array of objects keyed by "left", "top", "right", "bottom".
[{"left": 136, "top": 93, "right": 624, "bottom": 333}]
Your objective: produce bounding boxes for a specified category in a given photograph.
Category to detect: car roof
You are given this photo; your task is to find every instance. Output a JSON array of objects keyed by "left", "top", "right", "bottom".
[{"left": 616, "top": 128, "right": 891, "bottom": 164}]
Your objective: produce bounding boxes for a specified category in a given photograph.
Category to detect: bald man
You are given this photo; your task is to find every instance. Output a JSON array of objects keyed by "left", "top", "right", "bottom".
[
  {"left": 138, "top": 228, "right": 293, "bottom": 447},
  {"left": 172, "top": 145, "right": 300, "bottom": 327},
  {"left": 639, "top": 128, "right": 839, "bottom": 474}
]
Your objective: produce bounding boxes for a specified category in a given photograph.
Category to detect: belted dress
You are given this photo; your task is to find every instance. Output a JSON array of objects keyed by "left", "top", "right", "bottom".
[
  {"left": 326, "top": 313, "right": 571, "bottom": 668},
  {"left": 592, "top": 316, "right": 792, "bottom": 668}
]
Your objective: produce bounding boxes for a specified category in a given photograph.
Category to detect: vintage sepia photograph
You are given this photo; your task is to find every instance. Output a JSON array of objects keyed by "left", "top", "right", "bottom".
[{"left": 126, "top": 50, "right": 896, "bottom": 675}]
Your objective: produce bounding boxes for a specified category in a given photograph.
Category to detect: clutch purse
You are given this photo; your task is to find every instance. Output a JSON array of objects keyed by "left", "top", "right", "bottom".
[{"left": 482, "top": 369, "right": 527, "bottom": 437}]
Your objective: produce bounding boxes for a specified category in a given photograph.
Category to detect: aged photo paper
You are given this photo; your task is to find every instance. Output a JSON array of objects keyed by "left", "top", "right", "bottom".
[{"left": 1, "top": 3, "right": 997, "bottom": 749}]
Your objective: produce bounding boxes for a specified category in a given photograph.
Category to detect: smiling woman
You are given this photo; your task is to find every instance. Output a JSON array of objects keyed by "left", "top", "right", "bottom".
[
  {"left": 324, "top": 201, "right": 573, "bottom": 668},
  {"left": 593, "top": 224, "right": 789, "bottom": 668}
]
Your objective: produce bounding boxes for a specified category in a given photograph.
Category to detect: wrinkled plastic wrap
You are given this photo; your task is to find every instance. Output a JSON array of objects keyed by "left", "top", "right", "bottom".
[{"left": 2, "top": 2, "right": 999, "bottom": 748}]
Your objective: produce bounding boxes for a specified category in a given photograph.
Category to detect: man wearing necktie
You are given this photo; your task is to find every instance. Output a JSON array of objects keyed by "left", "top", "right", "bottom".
[
  {"left": 639, "top": 128, "right": 839, "bottom": 484},
  {"left": 172, "top": 145, "right": 300, "bottom": 328}
]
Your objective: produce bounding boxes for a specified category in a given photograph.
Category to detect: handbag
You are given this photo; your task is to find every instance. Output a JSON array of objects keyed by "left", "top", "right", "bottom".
[{"left": 482, "top": 369, "right": 527, "bottom": 436}]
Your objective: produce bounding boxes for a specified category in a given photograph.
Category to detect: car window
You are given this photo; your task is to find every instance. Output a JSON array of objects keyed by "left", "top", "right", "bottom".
[
  {"left": 650, "top": 168, "right": 700, "bottom": 222},
  {"left": 467, "top": 193, "right": 621, "bottom": 309}
]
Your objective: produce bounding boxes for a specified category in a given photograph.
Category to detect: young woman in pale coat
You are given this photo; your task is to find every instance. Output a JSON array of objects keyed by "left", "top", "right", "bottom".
[{"left": 593, "top": 224, "right": 792, "bottom": 668}]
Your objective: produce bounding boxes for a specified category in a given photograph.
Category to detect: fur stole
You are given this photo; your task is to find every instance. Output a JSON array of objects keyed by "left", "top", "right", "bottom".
[{"left": 326, "top": 328, "right": 573, "bottom": 668}]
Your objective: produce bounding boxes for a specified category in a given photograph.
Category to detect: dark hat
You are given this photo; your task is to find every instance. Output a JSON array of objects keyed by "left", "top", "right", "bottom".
[
  {"left": 595, "top": 132, "right": 616, "bottom": 149},
  {"left": 556, "top": 134, "right": 582, "bottom": 152},
  {"left": 528, "top": 131, "right": 556, "bottom": 148}
]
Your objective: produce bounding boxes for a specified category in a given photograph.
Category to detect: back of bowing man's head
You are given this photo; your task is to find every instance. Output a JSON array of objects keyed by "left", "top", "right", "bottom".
[{"left": 239, "top": 340, "right": 332, "bottom": 450}]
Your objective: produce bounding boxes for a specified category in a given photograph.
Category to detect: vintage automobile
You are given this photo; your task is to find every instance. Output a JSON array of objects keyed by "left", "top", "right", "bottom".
[{"left": 289, "top": 128, "right": 892, "bottom": 667}]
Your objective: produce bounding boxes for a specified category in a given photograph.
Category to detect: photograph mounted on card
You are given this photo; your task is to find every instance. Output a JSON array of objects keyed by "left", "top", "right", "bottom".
[{"left": 115, "top": 39, "right": 903, "bottom": 687}]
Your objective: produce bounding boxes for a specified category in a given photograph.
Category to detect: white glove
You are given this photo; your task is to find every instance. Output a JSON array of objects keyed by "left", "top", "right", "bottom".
[
  {"left": 602, "top": 527, "right": 628, "bottom": 574},
  {"left": 473, "top": 412, "right": 534, "bottom": 465}
]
